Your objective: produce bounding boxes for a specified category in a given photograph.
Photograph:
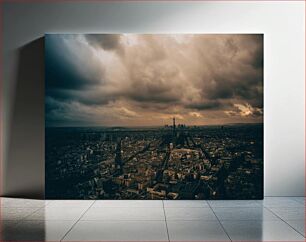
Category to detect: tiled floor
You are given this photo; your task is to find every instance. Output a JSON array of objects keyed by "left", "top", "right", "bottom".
[{"left": 0, "top": 197, "right": 304, "bottom": 241}]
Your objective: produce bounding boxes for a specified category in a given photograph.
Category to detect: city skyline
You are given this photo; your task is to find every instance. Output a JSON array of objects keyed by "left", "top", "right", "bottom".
[
  {"left": 45, "top": 34, "right": 263, "bottom": 127},
  {"left": 46, "top": 123, "right": 263, "bottom": 199}
]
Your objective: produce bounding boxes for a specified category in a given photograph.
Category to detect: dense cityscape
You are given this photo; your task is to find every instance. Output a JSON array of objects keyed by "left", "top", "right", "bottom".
[{"left": 46, "top": 120, "right": 263, "bottom": 200}]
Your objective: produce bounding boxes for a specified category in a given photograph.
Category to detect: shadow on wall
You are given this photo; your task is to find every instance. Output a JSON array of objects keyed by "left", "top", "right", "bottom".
[{"left": 4, "top": 37, "right": 45, "bottom": 199}]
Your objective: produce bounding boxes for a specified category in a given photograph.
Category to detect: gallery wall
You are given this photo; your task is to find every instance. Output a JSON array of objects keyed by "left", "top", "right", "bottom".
[{"left": 1, "top": 1, "right": 305, "bottom": 198}]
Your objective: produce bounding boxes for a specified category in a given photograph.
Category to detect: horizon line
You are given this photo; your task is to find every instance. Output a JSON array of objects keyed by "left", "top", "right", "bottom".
[{"left": 46, "top": 122, "right": 263, "bottom": 128}]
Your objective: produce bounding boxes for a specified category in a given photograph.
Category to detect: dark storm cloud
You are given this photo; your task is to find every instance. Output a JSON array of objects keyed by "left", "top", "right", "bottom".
[
  {"left": 186, "top": 101, "right": 223, "bottom": 110},
  {"left": 45, "top": 35, "right": 87, "bottom": 90},
  {"left": 46, "top": 34, "right": 263, "bottom": 127},
  {"left": 125, "top": 77, "right": 181, "bottom": 104},
  {"left": 45, "top": 97, "right": 95, "bottom": 127},
  {"left": 205, "top": 80, "right": 234, "bottom": 100},
  {"left": 85, "top": 34, "right": 122, "bottom": 51},
  {"left": 45, "top": 34, "right": 104, "bottom": 90},
  {"left": 46, "top": 89, "right": 113, "bottom": 106},
  {"left": 192, "top": 34, "right": 263, "bottom": 112},
  {"left": 249, "top": 35, "right": 264, "bottom": 69},
  {"left": 45, "top": 34, "right": 113, "bottom": 116},
  {"left": 204, "top": 73, "right": 262, "bottom": 103},
  {"left": 252, "top": 46, "right": 264, "bottom": 69},
  {"left": 128, "top": 92, "right": 180, "bottom": 104}
]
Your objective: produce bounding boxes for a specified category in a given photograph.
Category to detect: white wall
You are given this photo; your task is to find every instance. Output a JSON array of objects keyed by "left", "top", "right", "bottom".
[{"left": 2, "top": 1, "right": 305, "bottom": 197}]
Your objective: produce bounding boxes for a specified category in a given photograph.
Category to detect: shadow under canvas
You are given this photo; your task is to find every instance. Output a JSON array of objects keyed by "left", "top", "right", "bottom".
[{"left": 4, "top": 37, "right": 45, "bottom": 199}]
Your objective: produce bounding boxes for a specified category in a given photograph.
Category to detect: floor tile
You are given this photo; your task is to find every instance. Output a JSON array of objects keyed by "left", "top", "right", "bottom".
[
  {"left": 221, "top": 220, "right": 305, "bottom": 241},
  {"left": 25, "top": 207, "right": 88, "bottom": 220},
  {"left": 208, "top": 200, "right": 262, "bottom": 208},
  {"left": 165, "top": 207, "right": 217, "bottom": 221},
  {"left": 263, "top": 197, "right": 304, "bottom": 207},
  {"left": 0, "top": 207, "right": 39, "bottom": 220},
  {"left": 167, "top": 220, "right": 230, "bottom": 241},
  {"left": 292, "top": 197, "right": 305, "bottom": 205},
  {"left": 286, "top": 220, "right": 305, "bottom": 236},
  {"left": 63, "top": 220, "right": 168, "bottom": 241},
  {"left": 268, "top": 207, "right": 305, "bottom": 220},
  {"left": 1, "top": 220, "right": 75, "bottom": 241},
  {"left": 0, "top": 220, "right": 20, "bottom": 240},
  {"left": 213, "top": 207, "right": 279, "bottom": 220},
  {"left": 0, "top": 220, "right": 20, "bottom": 231},
  {"left": 81, "top": 207, "right": 165, "bottom": 221},
  {"left": 92, "top": 200, "right": 162, "bottom": 208},
  {"left": 0, "top": 197, "right": 304, "bottom": 241},
  {"left": 0, "top": 198, "right": 47, "bottom": 208},
  {"left": 163, "top": 200, "right": 209, "bottom": 208},
  {"left": 46, "top": 200, "right": 94, "bottom": 208}
]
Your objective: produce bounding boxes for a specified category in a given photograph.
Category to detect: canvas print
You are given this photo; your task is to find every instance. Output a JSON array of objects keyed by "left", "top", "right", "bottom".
[{"left": 45, "top": 34, "right": 263, "bottom": 199}]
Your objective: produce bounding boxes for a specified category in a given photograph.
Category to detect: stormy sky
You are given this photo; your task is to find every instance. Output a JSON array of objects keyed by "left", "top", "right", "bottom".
[{"left": 45, "top": 34, "right": 263, "bottom": 127}]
